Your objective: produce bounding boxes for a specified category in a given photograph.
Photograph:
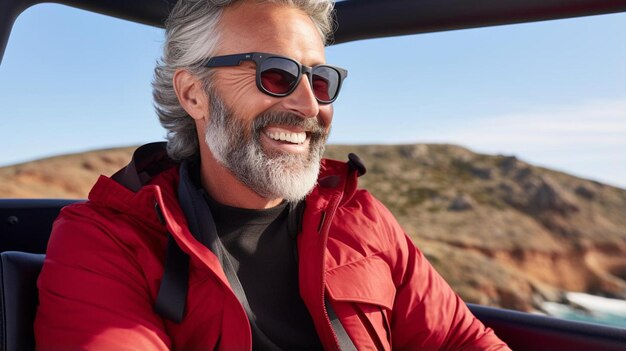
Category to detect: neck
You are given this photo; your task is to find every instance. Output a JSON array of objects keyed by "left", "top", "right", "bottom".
[{"left": 199, "top": 149, "right": 283, "bottom": 210}]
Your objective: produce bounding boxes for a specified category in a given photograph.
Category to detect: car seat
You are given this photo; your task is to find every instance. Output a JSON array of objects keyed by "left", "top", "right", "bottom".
[{"left": 0, "top": 251, "right": 44, "bottom": 351}]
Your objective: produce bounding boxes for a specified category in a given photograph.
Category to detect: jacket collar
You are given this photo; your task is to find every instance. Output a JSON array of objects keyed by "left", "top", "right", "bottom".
[
  {"left": 110, "top": 142, "right": 178, "bottom": 192},
  {"left": 88, "top": 142, "right": 361, "bottom": 230}
]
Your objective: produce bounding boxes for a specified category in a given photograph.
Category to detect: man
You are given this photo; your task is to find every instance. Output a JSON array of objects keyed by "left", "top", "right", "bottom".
[{"left": 35, "top": 0, "right": 510, "bottom": 350}]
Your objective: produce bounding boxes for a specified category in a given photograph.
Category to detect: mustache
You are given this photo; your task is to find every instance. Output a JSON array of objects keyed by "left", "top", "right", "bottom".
[{"left": 252, "top": 112, "right": 327, "bottom": 138}]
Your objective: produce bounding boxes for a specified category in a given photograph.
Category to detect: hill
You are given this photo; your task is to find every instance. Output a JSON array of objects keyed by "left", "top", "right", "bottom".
[{"left": 2, "top": 144, "right": 625, "bottom": 313}]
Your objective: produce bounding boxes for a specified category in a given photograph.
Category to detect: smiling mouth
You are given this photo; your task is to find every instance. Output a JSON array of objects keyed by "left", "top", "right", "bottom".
[{"left": 265, "top": 130, "right": 307, "bottom": 144}]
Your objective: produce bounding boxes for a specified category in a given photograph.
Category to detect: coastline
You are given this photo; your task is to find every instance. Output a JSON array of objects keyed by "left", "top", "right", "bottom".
[{"left": 542, "top": 292, "right": 626, "bottom": 328}]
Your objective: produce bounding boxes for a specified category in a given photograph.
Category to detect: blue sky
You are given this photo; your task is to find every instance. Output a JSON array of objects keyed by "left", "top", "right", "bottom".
[{"left": 1, "top": 4, "right": 625, "bottom": 188}]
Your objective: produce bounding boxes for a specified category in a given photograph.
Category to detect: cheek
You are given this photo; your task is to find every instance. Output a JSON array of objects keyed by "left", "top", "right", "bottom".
[
  {"left": 239, "top": 95, "right": 278, "bottom": 121},
  {"left": 319, "top": 105, "right": 334, "bottom": 130}
]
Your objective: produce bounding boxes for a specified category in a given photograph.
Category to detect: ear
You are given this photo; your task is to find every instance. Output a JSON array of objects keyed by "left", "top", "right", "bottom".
[{"left": 173, "top": 69, "right": 209, "bottom": 121}]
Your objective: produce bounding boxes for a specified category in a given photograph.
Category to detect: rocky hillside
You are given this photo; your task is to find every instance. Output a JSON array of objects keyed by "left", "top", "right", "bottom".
[{"left": 2, "top": 144, "right": 625, "bottom": 313}]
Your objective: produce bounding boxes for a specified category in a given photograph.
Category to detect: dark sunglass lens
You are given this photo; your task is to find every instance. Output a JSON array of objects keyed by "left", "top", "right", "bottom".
[
  {"left": 312, "top": 66, "right": 340, "bottom": 102},
  {"left": 259, "top": 58, "right": 299, "bottom": 95}
]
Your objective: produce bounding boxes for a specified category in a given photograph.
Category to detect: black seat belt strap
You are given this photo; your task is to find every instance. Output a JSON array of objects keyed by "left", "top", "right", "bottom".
[
  {"left": 325, "top": 297, "right": 358, "bottom": 351},
  {"left": 154, "top": 234, "right": 189, "bottom": 323}
]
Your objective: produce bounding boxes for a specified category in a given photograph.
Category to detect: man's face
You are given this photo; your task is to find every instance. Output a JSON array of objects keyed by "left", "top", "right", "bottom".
[
  {"left": 204, "top": 92, "right": 328, "bottom": 202},
  {"left": 202, "top": 2, "right": 334, "bottom": 201}
]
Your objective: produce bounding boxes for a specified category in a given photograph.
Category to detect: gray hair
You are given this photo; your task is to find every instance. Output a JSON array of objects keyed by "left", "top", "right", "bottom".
[{"left": 153, "top": 0, "right": 335, "bottom": 161}]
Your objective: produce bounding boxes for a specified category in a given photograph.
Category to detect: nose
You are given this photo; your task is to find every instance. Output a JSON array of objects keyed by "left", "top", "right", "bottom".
[{"left": 281, "top": 74, "right": 319, "bottom": 118}]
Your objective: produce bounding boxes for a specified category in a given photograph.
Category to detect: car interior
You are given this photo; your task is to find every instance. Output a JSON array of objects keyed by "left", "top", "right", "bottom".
[{"left": 1, "top": 0, "right": 626, "bottom": 350}]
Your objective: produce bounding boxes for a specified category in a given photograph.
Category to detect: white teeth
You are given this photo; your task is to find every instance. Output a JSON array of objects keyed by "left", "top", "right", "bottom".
[{"left": 266, "top": 131, "right": 306, "bottom": 144}]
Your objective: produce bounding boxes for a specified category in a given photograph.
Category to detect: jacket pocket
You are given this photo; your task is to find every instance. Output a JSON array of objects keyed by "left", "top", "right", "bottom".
[{"left": 325, "top": 256, "right": 395, "bottom": 350}]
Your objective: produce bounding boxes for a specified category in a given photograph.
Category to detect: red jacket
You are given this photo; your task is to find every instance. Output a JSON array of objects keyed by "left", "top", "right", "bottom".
[{"left": 35, "top": 144, "right": 509, "bottom": 350}]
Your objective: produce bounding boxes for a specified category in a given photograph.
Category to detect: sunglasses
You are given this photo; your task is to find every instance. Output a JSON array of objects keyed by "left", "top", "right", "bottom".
[{"left": 205, "top": 52, "right": 348, "bottom": 104}]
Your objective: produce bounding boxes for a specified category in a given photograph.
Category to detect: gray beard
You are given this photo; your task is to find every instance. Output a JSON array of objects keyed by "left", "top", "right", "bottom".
[{"left": 204, "top": 93, "right": 329, "bottom": 202}]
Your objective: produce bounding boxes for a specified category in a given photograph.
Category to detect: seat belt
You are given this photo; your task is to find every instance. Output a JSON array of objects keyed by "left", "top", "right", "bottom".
[
  {"left": 154, "top": 234, "right": 188, "bottom": 323},
  {"left": 325, "top": 297, "right": 358, "bottom": 351}
]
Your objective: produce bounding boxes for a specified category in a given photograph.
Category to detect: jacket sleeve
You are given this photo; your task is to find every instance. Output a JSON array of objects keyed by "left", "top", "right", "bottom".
[
  {"left": 35, "top": 205, "right": 171, "bottom": 351},
  {"left": 371, "top": 198, "right": 511, "bottom": 351}
]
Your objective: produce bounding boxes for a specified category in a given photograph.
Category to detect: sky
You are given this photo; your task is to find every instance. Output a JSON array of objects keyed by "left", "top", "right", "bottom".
[{"left": 1, "top": 4, "right": 625, "bottom": 188}]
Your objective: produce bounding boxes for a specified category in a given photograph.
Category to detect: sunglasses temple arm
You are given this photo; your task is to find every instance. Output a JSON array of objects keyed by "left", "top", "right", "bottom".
[{"left": 205, "top": 54, "right": 250, "bottom": 67}]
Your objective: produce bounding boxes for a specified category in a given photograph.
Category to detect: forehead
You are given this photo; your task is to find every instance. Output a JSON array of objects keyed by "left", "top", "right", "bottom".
[{"left": 216, "top": 1, "right": 326, "bottom": 64}]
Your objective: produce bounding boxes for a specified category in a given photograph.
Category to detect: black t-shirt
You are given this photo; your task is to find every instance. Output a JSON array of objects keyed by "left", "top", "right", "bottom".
[{"left": 204, "top": 194, "right": 322, "bottom": 350}]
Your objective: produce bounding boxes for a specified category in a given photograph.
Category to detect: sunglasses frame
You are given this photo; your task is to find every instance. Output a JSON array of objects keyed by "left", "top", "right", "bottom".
[{"left": 205, "top": 52, "right": 348, "bottom": 104}]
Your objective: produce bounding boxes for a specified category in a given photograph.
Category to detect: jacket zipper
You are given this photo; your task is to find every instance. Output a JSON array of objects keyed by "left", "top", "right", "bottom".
[{"left": 317, "top": 194, "right": 344, "bottom": 351}]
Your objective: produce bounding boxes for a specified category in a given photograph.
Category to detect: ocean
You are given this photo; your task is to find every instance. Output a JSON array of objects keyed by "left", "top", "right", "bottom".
[{"left": 542, "top": 292, "right": 626, "bottom": 328}]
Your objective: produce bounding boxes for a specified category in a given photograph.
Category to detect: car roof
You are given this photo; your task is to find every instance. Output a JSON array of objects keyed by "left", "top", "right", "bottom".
[{"left": 2, "top": 0, "right": 626, "bottom": 64}]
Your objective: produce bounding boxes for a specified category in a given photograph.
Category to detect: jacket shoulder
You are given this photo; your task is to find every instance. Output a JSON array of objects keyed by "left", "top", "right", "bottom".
[
  {"left": 326, "top": 188, "right": 404, "bottom": 266},
  {"left": 318, "top": 154, "right": 402, "bottom": 255},
  {"left": 37, "top": 201, "right": 172, "bottom": 350},
  {"left": 50, "top": 199, "right": 167, "bottom": 266}
]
